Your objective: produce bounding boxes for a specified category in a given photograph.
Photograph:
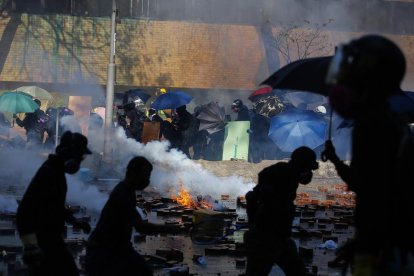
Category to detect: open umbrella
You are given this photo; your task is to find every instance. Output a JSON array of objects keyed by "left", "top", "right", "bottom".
[
  {"left": 14, "top": 86, "right": 52, "bottom": 100},
  {"left": 252, "top": 95, "right": 285, "bottom": 118},
  {"left": 261, "top": 56, "right": 333, "bottom": 96},
  {"left": 248, "top": 85, "right": 273, "bottom": 102},
  {"left": 196, "top": 102, "right": 226, "bottom": 134},
  {"left": 150, "top": 91, "right": 193, "bottom": 110},
  {"left": 0, "top": 91, "right": 38, "bottom": 114},
  {"left": 268, "top": 107, "right": 327, "bottom": 152},
  {"left": 281, "top": 91, "right": 328, "bottom": 111}
]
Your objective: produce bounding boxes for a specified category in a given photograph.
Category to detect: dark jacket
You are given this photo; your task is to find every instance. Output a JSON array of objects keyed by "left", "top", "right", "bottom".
[
  {"left": 236, "top": 106, "right": 251, "bottom": 121},
  {"left": 333, "top": 103, "right": 413, "bottom": 252},
  {"left": 125, "top": 109, "right": 145, "bottom": 142},
  {"left": 88, "top": 181, "right": 143, "bottom": 250},
  {"left": 16, "top": 155, "right": 74, "bottom": 243},
  {"left": 246, "top": 162, "right": 298, "bottom": 238},
  {"left": 16, "top": 109, "right": 47, "bottom": 143}
]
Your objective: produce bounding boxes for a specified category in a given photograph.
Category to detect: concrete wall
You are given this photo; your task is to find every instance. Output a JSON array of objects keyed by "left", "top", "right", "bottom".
[{"left": 0, "top": 13, "right": 414, "bottom": 94}]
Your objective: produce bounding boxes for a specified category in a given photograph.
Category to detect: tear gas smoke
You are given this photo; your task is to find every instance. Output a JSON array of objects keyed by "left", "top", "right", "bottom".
[{"left": 0, "top": 126, "right": 255, "bottom": 214}]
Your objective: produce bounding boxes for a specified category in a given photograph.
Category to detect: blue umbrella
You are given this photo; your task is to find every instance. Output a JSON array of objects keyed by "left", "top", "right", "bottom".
[
  {"left": 268, "top": 107, "right": 327, "bottom": 152},
  {"left": 150, "top": 91, "right": 193, "bottom": 110},
  {"left": 280, "top": 91, "right": 328, "bottom": 110}
]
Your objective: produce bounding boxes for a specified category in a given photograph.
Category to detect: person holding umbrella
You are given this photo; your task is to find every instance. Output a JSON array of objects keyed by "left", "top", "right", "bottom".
[
  {"left": 322, "top": 34, "right": 414, "bottom": 275},
  {"left": 16, "top": 99, "right": 48, "bottom": 150}
]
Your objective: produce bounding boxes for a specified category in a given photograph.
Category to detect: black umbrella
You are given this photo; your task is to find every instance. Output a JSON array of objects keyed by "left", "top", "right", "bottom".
[
  {"left": 260, "top": 56, "right": 333, "bottom": 96},
  {"left": 195, "top": 102, "right": 226, "bottom": 134}
]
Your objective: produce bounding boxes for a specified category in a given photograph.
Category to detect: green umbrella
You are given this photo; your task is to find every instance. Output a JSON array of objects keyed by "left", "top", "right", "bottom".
[
  {"left": 14, "top": 86, "right": 52, "bottom": 100},
  {"left": 0, "top": 91, "right": 39, "bottom": 114}
]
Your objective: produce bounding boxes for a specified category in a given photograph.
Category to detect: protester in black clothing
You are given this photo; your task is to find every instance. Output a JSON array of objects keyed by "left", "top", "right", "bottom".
[
  {"left": 160, "top": 120, "right": 180, "bottom": 149},
  {"left": 192, "top": 106, "right": 208, "bottom": 160},
  {"left": 16, "top": 99, "right": 47, "bottom": 149},
  {"left": 323, "top": 35, "right": 414, "bottom": 275},
  {"left": 147, "top": 108, "right": 163, "bottom": 123},
  {"left": 231, "top": 99, "right": 250, "bottom": 121},
  {"left": 244, "top": 146, "right": 318, "bottom": 276},
  {"left": 16, "top": 131, "right": 92, "bottom": 276},
  {"left": 124, "top": 102, "right": 146, "bottom": 142},
  {"left": 85, "top": 156, "right": 181, "bottom": 276},
  {"left": 248, "top": 111, "right": 277, "bottom": 163},
  {"left": 174, "top": 105, "right": 197, "bottom": 157}
]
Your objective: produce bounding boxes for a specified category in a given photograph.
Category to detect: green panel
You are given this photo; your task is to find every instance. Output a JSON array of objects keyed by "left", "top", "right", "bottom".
[{"left": 222, "top": 121, "right": 250, "bottom": 161}]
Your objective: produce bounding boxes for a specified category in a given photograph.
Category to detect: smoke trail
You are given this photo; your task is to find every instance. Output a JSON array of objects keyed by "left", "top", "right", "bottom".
[{"left": 96, "top": 128, "right": 255, "bottom": 200}]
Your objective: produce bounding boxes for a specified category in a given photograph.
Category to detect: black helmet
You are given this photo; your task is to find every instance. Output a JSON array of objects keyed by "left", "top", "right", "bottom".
[
  {"left": 34, "top": 99, "right": 41, "bottom": 107},
  {"left": 290, "top": 146, "right": 318, "bottom": 171},
  {"left": 46, "top": 107, "right": 57, "bottom": 116},
  {"left": 232, "top": 99, "right": 243, "bottom": 109},
  {"left": 327, "top": 35, "right": 406, "bottom": 98}
]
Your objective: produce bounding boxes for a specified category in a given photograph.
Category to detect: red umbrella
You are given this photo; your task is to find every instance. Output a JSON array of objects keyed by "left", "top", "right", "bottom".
[{"left": 248, "top": 85, "right": 273, "bottom": 102}]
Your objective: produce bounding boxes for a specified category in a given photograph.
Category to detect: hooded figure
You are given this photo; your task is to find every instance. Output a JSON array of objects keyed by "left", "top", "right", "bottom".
[{"left": 16, "top": 131, "right": 92, "bottom": 276}]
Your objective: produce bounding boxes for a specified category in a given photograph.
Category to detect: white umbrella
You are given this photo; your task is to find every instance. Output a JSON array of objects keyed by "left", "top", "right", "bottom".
[{"left": 14, "top": 86, "right": 53, "bottom": 100}]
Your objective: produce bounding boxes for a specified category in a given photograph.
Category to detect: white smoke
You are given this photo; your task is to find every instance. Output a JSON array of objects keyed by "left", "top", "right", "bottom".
[
  {"left": 0, "top": 126, "right": 254, "bottom": 214},
  {"left": 92, "top": 128, "right": 255, "bottom": 200}
]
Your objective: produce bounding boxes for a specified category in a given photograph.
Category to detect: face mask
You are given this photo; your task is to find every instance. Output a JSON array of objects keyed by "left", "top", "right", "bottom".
[
  {"left": 298, "top": 171, "right": 313, "bottom": 185},
  {"left": 328, "top": 85, "right": 358, "bottom": 119},
  {"left": 64, "top": 159, "right": 81, "bottom": 174}
]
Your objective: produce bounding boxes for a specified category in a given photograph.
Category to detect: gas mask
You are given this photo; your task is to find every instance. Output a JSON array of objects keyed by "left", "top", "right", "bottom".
[
  {"left": 298, "top": 171, "right": 313, "bottom": 185},
  {"left": 326, "top": 44, "right": 362, "bottom": 118},
  {"left": 64, "top": 158, "right": 82, "bottom": 174},
  {"left": 64, "top": 153, "right": 85, "bottom": 174},
  {"left": 326, "top": 36, "right": 407, "bottom": 118}
]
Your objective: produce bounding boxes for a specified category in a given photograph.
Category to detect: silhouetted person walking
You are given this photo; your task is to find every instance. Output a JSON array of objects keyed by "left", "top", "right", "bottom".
[
  {"left": 244, "top": 146, "right": 319, "bottom": 276},
  {"left": 16, "top": 131, "right": 92, "bottom": 276},
  {"left": 323, "top": 34, "right": 414, "bottom": 275},
  {"left": 85, "top": 156, "right": 181, "bottom": 276}
]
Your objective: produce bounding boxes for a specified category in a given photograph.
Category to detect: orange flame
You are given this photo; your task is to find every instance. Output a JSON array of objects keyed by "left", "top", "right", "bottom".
[{"left": 171, "top": 183, "right": 213, "bottom": 209}]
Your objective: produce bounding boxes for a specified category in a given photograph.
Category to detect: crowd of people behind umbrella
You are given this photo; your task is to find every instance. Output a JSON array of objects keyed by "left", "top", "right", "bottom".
[{"left": 0, "top": 83, "right": 334, "bottom": 163}]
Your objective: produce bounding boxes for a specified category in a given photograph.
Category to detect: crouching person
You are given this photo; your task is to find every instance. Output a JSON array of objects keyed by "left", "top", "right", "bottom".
[
  {"left": 85, "top": 156, "right": 182, "bottom": 276},
  {"left": 244, "top": 146, "right": 319, "bottom": 276}
]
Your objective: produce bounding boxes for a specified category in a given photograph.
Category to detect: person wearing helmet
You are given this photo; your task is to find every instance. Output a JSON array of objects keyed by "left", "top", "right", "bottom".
[
  {"left": 231, "top": 99, "right": 250, "bottom": 121},
  {"left": 16, "top": 131, "right": 92, "bottom": 276},
  {"left": 15, "top": 99, "right": 47, "bottom": 149},
  {"left": 244, "top": 146, "right": 319, "bottom": 276},
  {"left": 323, "top": 34, "right": 414, "bottom": 275}
]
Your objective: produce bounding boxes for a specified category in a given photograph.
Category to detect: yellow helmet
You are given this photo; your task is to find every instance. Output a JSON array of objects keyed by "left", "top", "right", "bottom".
[{"left": 160, "top": 88, "right": 167, "bottom": 94}]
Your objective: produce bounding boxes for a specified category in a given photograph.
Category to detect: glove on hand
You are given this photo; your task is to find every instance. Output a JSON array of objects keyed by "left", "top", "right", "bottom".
[
  {"left": 22, "top": 244, "right": 44, "bottom": 267},
  {"left": 321, "top": 140, "right": 341, "bottom": 164},
  {"left": 72, "top": 220, "right": 91, "bottom": 234}
]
